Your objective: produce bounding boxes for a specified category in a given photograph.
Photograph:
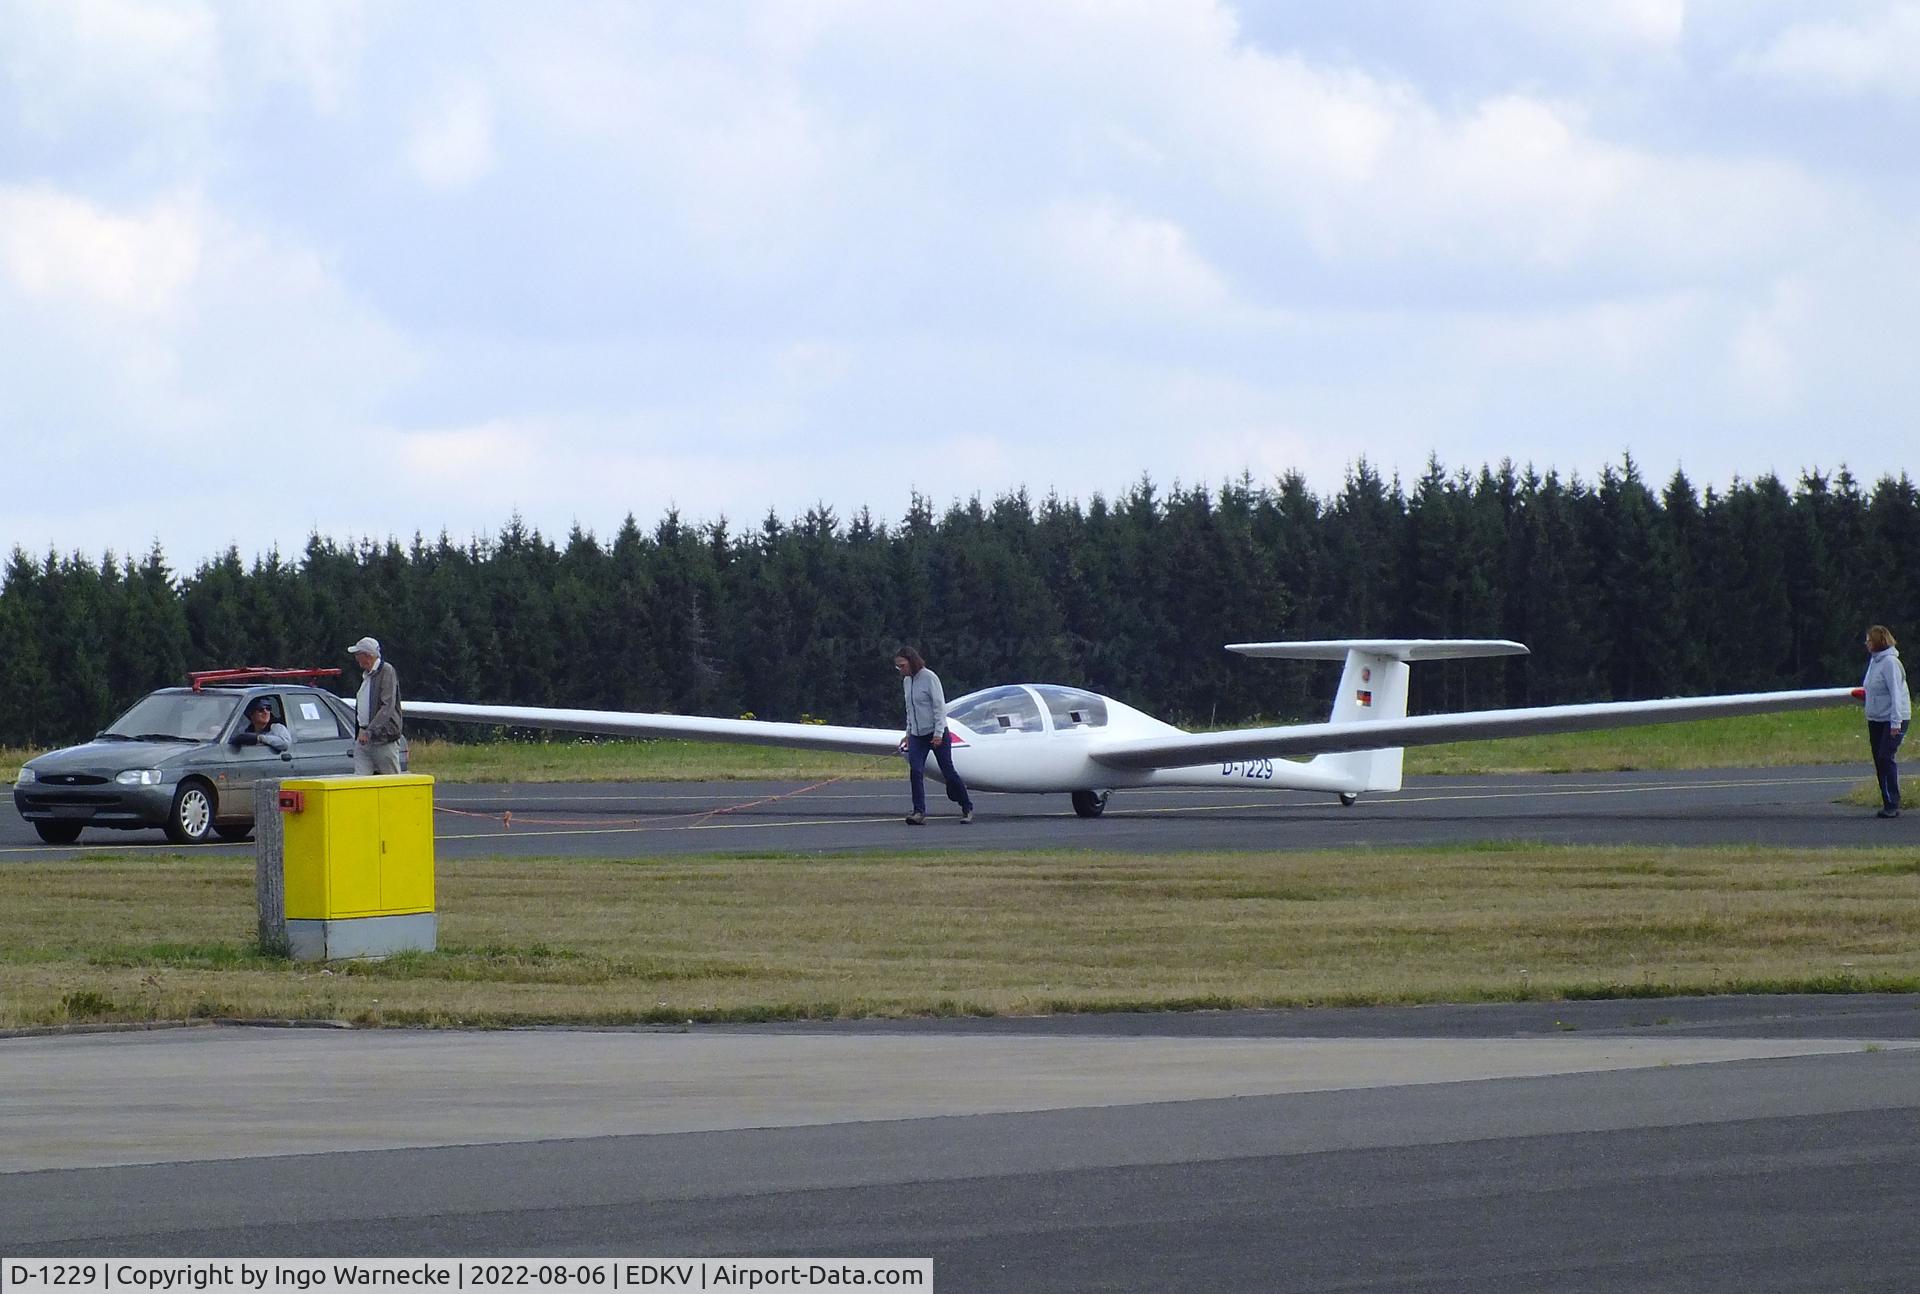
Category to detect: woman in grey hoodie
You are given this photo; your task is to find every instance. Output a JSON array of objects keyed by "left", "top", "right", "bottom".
[{"left": 1862, "top": 625, "right": 1911, "bottom": 818}]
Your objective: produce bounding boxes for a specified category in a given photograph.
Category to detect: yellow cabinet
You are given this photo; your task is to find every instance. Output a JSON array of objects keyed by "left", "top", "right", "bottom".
[{"left": 282, "top": 774, "right": 435, "bottom": 921}]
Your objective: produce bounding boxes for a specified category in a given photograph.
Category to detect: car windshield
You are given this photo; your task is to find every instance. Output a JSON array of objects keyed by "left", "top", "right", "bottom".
[{"left": 102, "top": 693, "right": 239, "bottom": 742}]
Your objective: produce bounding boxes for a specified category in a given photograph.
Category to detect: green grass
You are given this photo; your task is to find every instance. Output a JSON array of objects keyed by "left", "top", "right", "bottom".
[
  {"left": 1401, "top": 706, "right": 1865, "bottom": 774},
  {"left": 1836, "top": 779, "right": 1894, "bottom": 809},
  {"left": 1, "top": 705, "right": 1872, "bottom": 786},
  {"left": 2, "top": 843, "right": 1916, "bottom": 1028}
]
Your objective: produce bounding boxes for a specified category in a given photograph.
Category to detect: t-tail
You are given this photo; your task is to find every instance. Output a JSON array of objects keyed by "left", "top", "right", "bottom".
[{"left": 1225, "top": 639, "right": 1529, "bottom": 792}]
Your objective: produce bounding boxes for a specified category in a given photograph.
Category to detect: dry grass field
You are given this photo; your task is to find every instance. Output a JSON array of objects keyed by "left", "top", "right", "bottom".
[{"left": 2, "top": 844, "right": 1914, "bottom": 1029}]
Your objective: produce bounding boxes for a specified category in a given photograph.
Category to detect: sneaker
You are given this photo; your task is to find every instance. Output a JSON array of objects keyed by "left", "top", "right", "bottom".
[
  {"left": 1877, "top": 808, "right": 1901, "bottom": 818},
  {"left": 904, "top": 811, "right": 926, "bottom": 825},
  {"left": 961, "top": 806, "right": 974, "bottom": 824}
]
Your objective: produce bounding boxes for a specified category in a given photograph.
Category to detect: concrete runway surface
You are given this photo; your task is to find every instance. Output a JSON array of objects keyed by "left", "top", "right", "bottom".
[
  {"left": 4, "top": 996, "right": 1919, "bottom": 1291},
  {"left": 2, "top": 765, "right": 1903, "bottom": 860}
]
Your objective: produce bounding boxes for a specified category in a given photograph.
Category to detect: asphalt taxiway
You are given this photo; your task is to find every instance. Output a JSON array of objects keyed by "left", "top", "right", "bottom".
[
  {"left": 4, "top": 996, "right": 1918, "bottom": 1290},
  {"left": 1, "top": 765, "right": 1895, "bottom": 860}
]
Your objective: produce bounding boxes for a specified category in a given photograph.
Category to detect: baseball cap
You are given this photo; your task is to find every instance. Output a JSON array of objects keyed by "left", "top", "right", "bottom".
[
  {"left": 347, "top": 636, "right": 381, "bottom": 656},
  {"left": 247, "top": 697, "right": 272, "bottom": 713}
]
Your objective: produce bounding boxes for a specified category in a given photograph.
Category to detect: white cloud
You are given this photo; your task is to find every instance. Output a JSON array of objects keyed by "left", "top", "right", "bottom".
[
  {"left": 796, "top": 4, "right": 1824, "bottom": 291},
  {"left": 0, "top": 187, "right": 202, "bottom": 315},
  {"left": 4, "top": 0, "right": 1919, "bottom": 569},
  {"left": 1737, "top": 3, "right": 1920, "bottom": 98},
  {"left": 397, "top": 422, "right": 535, "bottom": 482},
  {"left": 374, "top": 415, "right": 860, "bottom": 529},
  {"left": 1182, "top": 424, "right": 1342, "bottom": 488},
  {"left": 224, "top": 0, "right": 370, "bottom": 115},
  {"left": 502, "top": 15, "right": 842, "bottom": 262},
  {"left": 0, "top": 0, "right": 219, "bottom": 134},
  {"left": 405, "top": 80, "right": 496, "bottom": 189},
  {"left": 775, "top": 341, "right": 854, "bottom": 390},
  {"left": 1034, "top": 199, "right": 1231, "bottom": 315},
  {"left": 1376, "top": 96, "right": 1826, "bottom": 276},
  {"left": 1154, "top": 45, "right": 1825, "bottom": 283},
  {"left": 1727, "top": 279, "right": 1810, "bottom": 416},
  {"left": 1507, "top": 0, "right": 1687, "bottom": 54},
  {"left": 0, "top": 185, "right": 414, "bottom": 455}
]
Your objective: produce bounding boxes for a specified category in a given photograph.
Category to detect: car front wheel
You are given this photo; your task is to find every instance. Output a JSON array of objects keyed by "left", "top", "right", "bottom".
[
  {"left": 165, "top": 780, "right": 218, "bottom": 845},
  {"left": 33, "top": 821, "right": 83, "bottom": 845}
]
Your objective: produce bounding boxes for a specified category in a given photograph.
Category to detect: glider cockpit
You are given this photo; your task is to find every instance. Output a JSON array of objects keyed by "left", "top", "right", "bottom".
[{"left": 947, "top": 685, "right": 1120, "bottom": 735}]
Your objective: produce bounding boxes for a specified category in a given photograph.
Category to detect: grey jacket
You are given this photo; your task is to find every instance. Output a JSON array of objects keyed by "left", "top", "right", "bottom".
[
  {"left": 356, "top": 659, "right": 404, "bottom": 743},
  {"left": 1863, "top": 647, "right": 1911, "bottom": 724},
  {"left": 902, "top": 667, "right": 949, "bottom": 738},
  {"left": 234, "top": 721, "right": 292, "bottom": 754}
]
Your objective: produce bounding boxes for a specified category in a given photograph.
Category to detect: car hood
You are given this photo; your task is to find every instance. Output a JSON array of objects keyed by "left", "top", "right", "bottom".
[{"left": 25, "top": 740, "right": 205, "bottom": 776}]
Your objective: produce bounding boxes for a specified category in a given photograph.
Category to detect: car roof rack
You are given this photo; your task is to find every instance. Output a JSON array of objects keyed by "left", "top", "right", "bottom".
[{"left": 187, "top": 667, "right": 344, "bottom": 692}]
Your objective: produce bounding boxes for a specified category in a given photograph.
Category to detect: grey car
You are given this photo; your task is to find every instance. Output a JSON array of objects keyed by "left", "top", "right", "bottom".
[{"left": 11, "top": 683, "right": 394, "bottom": 845}]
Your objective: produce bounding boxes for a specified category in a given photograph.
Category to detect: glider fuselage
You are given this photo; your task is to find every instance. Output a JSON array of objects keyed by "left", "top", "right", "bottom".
[{"left": 928, "top": 684, "right": 1362, "bottom": 795}]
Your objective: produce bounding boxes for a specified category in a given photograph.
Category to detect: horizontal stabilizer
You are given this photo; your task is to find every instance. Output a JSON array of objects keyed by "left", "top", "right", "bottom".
[{"left": 1227, "top": 639, "right": 1529, "bottom": 662}]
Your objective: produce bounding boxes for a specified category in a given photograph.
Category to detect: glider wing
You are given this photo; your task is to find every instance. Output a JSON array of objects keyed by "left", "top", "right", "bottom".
[
  {"left": 406, "top": 700, "right": 904, "bottom": 758},
  {"left": 1090, "top": 687, "right": 1860, "bottom": 771}
]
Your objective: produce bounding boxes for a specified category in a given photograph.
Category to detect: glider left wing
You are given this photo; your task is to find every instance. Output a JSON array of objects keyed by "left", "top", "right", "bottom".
[
  {"left": 406, "top": 701, "right": 904, "bottom": 758},
  {"left": 1090, "top": 687, "right": 1860, "bottom": 771}
]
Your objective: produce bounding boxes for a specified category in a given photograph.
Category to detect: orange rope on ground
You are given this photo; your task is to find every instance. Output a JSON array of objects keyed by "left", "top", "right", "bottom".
[{"left": 430, "top": 758, "right": 897, "bottom": 832}]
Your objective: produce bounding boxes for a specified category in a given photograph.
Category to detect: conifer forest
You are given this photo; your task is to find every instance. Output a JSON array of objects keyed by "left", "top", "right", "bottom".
[{"left": 2, "top": 457, "right": 1915, "bottom": 747}]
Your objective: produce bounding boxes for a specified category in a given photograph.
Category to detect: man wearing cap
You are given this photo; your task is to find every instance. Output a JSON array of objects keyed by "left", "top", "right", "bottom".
[
  {"left": 231, "top": 697, "right": 292, "bottom": 754},
  {"left": 348, "top": 636, "right": 403, "bottom": 775}
]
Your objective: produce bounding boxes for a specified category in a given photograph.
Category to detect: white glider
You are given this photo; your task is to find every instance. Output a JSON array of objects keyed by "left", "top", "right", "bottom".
[{"left": 408, "top": 640, "right": 1860, "bottom": 816}]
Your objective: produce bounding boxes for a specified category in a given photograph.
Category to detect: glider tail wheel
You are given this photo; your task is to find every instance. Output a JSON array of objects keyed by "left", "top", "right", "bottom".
[
  {"left": 1338, "top": 792, "right": 1359, "bottom": 807},
  {"left": 1071, "top": 789, "right": 1110, "bottom": 818}
]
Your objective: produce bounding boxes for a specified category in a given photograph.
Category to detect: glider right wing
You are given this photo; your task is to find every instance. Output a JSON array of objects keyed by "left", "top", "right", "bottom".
[{"left": 1090, "top": 687, "right": 1862, "bottom": 771}]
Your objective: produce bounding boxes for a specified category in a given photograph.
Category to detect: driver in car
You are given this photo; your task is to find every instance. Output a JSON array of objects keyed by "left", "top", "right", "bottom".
[{"left": 231, "top": 697, "right": 293, "bottom": 754}]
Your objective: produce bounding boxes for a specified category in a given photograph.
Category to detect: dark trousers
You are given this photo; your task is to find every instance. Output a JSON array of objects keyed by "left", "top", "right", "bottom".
[
  {"left": 906, "top": 732, "right": 973, "bottom": 816},
  {"left": 1868, "top": 721, "right": 1904, "bottom": 811}
]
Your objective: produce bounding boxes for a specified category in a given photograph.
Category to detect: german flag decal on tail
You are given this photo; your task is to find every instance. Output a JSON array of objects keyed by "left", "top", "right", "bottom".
[{"left": 1356, "top": 690, "right": 1373, "bottom": 707}]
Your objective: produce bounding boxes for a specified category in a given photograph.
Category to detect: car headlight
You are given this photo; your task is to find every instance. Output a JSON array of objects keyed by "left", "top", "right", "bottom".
[
  {"left": 115, "top": 769, "right": 165, "bottom": 786},
  {"left": 13, "top": 767, "right": 33, "bottom": 786}
]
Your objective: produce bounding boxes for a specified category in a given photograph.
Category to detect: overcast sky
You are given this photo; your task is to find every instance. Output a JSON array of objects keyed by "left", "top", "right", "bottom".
[{"left": 3, "top": 0, "right": 1917, "bottom": 570}]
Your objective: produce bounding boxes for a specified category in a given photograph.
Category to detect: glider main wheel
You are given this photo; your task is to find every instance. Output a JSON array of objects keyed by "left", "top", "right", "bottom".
[
  {"left": 1338, "top": 792, "right": 1359, "bottom": 807},
  {"left": 213, "top": 824, "right": 254, "bottom": 842},
  {"left": 1071, "top": 789, "right": 1110, "bottom": 818},
  {"left": 33, "top": 821, "right": 84, "bottom": 845},
  {"left": 164, "top": 779, "right": 218, "bottom": 845}
]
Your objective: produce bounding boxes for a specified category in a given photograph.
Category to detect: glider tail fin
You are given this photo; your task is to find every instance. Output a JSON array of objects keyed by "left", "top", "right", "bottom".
[
  {"left": 1225, "top": 639, "right": 1529, "bottom": 793},
  {"left": 1321, "top": 648, "right": 1411, "bottom": 792}
]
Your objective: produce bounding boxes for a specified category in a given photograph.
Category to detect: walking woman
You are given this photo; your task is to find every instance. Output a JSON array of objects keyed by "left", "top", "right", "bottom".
[
  {"left": 1863, "top": 624, "right": 1911, "bottom": 818},
  {"left": 895, "top": 646, "right": 975, "bottom": 826}
]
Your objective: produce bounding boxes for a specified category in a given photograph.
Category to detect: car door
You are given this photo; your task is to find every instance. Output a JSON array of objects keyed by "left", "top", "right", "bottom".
[
  {"left": 287, "top": 689, "right": 358, "bottom": 776},
  {"left": 219, "top": 693, "right": 292, "bottom": 821}
]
